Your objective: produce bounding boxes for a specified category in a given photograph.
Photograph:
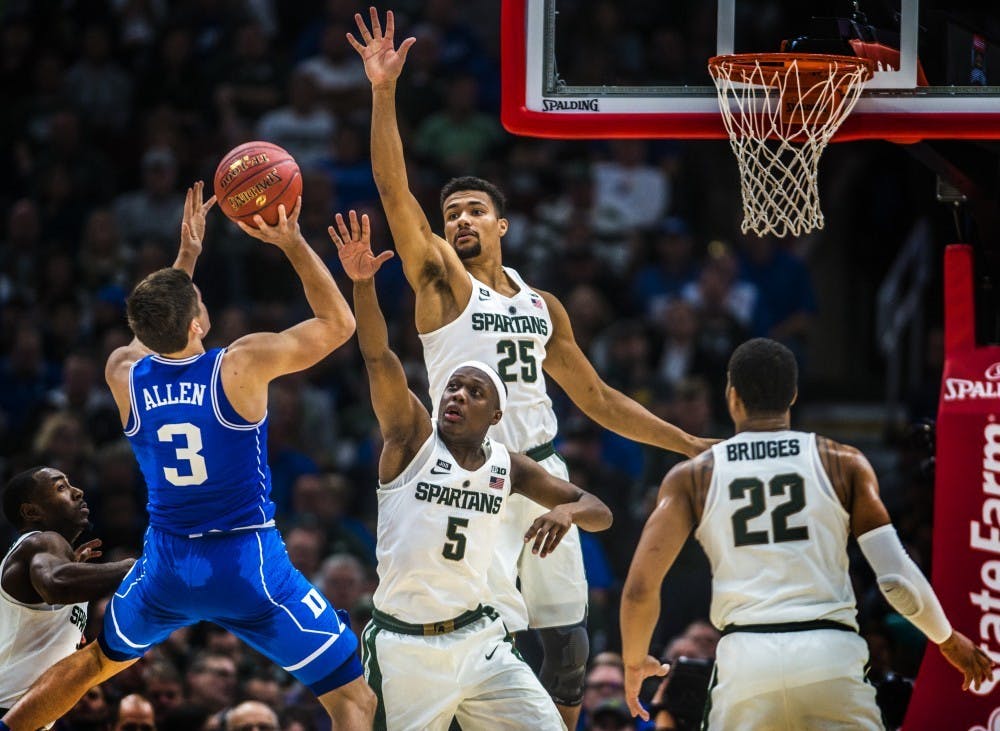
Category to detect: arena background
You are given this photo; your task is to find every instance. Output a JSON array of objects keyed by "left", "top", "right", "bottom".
[{"left": 1, "top": 1, "right": 996, "bottom": 728}]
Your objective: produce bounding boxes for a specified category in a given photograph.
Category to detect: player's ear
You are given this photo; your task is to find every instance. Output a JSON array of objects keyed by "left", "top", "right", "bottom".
[
  {"left": 20, "top": 500, "right": 42, "bottom": 526},
  {"left": 498, "top": 218, "right": 509, "bottom": 237},
  {"left": 790, "top": 389, "right": 798, "bottom": 407},
  {"left": 491, "top": 409, "right": 503, "bottom": 426},
  {"left": 191, "top": 318, "right": 204, "bottom": 336}
]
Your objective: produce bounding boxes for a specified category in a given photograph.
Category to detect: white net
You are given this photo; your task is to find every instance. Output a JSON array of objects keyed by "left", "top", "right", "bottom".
[{"left": 709, "top": 54, "right": 874, "bottom": 238}]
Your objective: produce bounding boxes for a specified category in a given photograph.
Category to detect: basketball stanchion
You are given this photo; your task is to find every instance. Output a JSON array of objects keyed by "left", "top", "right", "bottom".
[{"left": 708, "top": 53, "right": 874, "bottom": 237}]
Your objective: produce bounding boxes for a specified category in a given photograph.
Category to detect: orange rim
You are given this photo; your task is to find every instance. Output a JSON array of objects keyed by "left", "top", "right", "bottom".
[{"left": 708, "top": 52, "right": 875, "bottom": 85}]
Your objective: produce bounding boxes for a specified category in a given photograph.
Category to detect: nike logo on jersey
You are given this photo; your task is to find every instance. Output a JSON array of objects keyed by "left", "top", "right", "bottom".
[
  {"left": 485, "top": 644, "right": 499, "bottom": 660},
  {"left": 430, "top": 459, "right": 452, "bottom": 475}
]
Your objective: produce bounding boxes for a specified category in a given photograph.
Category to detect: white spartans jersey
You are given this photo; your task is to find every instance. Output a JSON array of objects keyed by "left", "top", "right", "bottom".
[
  {"left": 421, "top": 268, "right": 557, "bottom": 454},
  {"left": 373, "top": 426, "right": 513, "bottom": 624},
  {"left": 0, "top": 532, "right": 88, "bottom": 708},
  {"left": 695, "top": 430, "right": 859, "bottom": 631}
]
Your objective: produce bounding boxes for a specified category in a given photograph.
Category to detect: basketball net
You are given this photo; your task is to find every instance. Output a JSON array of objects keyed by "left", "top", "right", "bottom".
[{"left": 708, "top": 54, "right": 874, "bottom": 238}]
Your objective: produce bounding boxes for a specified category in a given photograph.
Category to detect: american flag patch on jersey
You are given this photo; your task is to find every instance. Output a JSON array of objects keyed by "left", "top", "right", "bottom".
[
  {"left": 529, "top": 293, "right": 543, "bottom": 309},
  {"left": 489, "top": 475, "right": 505, "bottom": 490}
]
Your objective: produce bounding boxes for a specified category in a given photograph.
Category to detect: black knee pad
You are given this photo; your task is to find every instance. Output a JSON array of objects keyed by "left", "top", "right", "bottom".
[{"left": 537, "top": 622, "right": 589, "bottom": 706}]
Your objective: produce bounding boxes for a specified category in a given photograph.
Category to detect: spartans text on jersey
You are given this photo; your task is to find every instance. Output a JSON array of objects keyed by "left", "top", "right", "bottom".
[
  {"left": 471, "top": 312, "right": 548, "bottom": 336},
  {"left": 414, "top": 481, "right": 503, "bottom": 514}
]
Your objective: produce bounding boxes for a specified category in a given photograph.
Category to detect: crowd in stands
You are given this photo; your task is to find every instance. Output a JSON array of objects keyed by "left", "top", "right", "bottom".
[{"left": 0, "top": 1, "right": 940, "bottom": 728}]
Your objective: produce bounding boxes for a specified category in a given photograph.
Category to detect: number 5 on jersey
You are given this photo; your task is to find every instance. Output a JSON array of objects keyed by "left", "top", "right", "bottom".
[
  {"left": 443, "top": 516, "right": 468, "bottom": 561},
  {"left": 157, "top": 422, "right": 208, "bottom": 486}
]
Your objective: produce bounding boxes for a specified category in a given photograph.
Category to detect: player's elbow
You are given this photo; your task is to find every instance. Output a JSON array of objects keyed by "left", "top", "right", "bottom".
[
  {"left": 320, "top": 312, "right": 356, "bottom": 348},
  {"left": 36, "top": 572, "right": 80, "bottom": 605}
]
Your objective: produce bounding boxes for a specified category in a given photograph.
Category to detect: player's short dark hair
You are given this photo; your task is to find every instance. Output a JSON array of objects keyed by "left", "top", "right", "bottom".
[
  {"left": 440, "top": 176, "right": 506, "bottom": 218},
  {"left": 727, "top": 338, "right": 798, "bottom": 414},
  {"left": 3, "top": 466, "right": 46, "bottom": 529},
  {"left": 126, "top": 268, "right": 199, "bottom": 354}
]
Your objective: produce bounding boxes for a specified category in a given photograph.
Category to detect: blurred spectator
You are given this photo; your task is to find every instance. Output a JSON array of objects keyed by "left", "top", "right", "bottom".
[
  {"left": 295, "top": 22, "right": 369, "bottom": 114},
  {"left": 283, "top": 525, "right": 325, "bottom": 580},
  {"left": 113, "top": 147, "right": 184, "bottom": 249},
  {"left": 592, "top": 140, "right": 670, "bottom": 230},
  {"left": 63, "top": 24, "right": 133, "bottom": 134},
  {"left": 55, "top": 684, "right": 112, "bottom": 731},
  {"left": 255, "top": 69, "right": 334, "bottom": 169},
  {"left": 242, "top": 672, "right": 284, "bottom": 711},
  {"left": 737, "top": 234, "right": 818, "bottom": 358},
  {"left": 292, "top": 473, "right": 377, "bottom": 563},
  {"left": 315, "top": 553, "right": 369, "bottom": 630},
  {"left": 213, "top": 21, "right": 284, "bottom": 139},
  {"left": 633, "top": 218, "right": 700, "bottom": 319},
  {"left": 113, "top": 694, "right": 157, "bottom": 731},
  {"left": 143, "top": 661, "right": 186, "bottom": 723},
  {"left": 225, "top": 701, "right": 279, "bottom": 731},
  {"left": 185, "top": 652, "right": 238, "bottom": 714},
  {"left": 414, "top": 73, "right": 504, "bottom": 175}
]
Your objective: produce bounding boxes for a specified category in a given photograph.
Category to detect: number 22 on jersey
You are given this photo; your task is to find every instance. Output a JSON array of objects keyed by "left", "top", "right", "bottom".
[
  {"left": 729, "top": 473, "right": 809, "bottom": 547},
  {"left": 157, "top": 422, "right": 208, "bottom": 486}
]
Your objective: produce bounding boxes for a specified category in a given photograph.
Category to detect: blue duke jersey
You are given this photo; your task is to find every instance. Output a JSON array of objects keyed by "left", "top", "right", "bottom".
[
  {"left": 421, "top": 268, "right": 557, "bottom": 454},
  {"left": 124, "top": 348, "right": 275, "bottom": 536}
]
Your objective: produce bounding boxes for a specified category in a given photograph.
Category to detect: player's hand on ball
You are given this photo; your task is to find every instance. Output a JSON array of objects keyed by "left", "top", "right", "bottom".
[
  {"left": 237, "top": 197, "right": 303, "bottom": 249},
  {"left": 347, "top": 7, "right": 416, "bottom": 86},
  {"left": 524, "top": 506, "right": 574, "bottom": 558},
  {"left": 74, "top": 539, "right": 102, "bottom": 563},
  {"left": 624, "top": 656, "right": 671, "bottom": 721},
  {"left": 180, "top": 180, "right": 217, "bottom": 257},
  {"left": 331, "top": 210, "right": 394, "bottom": 282}
]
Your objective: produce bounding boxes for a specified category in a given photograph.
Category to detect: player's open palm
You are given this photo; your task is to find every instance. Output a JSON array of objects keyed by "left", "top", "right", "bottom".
[
  {"left": 180, "top": 180, "right": 217, "bottom": 257},
  {"left": 331, "top": 210, "right": 394, "bottom": 282},
  {"left": 624, "top": 656, "right": 670, "bottom": 721},
  {"left": 939, "top": 630, "right": 997, "bottom": 691},
  {"left": 347, "top": 7, "right": 416, "bottom": 86}
]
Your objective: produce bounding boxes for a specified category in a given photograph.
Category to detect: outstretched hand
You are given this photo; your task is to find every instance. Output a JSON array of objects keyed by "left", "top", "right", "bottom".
[
  {"left": 624, "top": 656, "right": 671, "bottom": 721},
  {"left": 73, "top": 539, "right": 102, "bottom": 563},
  {"left": 236, "top": 195, "right": 304, "bottom": 250},
  {"left": 523, "top": 506, "right": 573, "bottom": 558},
  {"left": 180, "top": 181, "right": 217, "bottom": 258},
  {"left": 939, "top": 630, "right": 997, "bottom": 692},
  {"left": 347, "top": 7, "right": 416, "bottom": 87},
  {"left": 331, "top": 210, "right": 394, "bottom": 281}
]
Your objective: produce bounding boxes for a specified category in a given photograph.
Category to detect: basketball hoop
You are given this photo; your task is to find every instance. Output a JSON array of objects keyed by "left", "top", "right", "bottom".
[{"left": 708, "top": 53, "right": 875, "bottom": 238}]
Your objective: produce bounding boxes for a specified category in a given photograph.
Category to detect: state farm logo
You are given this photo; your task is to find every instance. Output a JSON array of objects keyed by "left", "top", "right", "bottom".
[{"left": 943, "top": 363, "right": 1000, "bottom": 400}]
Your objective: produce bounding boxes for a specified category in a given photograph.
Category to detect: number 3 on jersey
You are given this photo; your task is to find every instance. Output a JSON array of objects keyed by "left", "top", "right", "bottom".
[{"left": 157, "top": 423, "right": 208, "bottom": 486}]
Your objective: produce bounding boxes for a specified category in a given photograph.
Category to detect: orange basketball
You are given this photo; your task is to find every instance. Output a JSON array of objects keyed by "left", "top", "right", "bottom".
[{"left": 213, "top": 141, "right": 302, "bottom": 227}]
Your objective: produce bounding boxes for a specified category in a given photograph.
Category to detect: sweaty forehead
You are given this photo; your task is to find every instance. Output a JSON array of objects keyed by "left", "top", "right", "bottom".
[
  {"left": 443, "top": 192, "right": 491, "bottom": 212},
  {"left": 36, "top": 468, "right": 65, "bottom": 488},
  {"left": 449, "top": 367, "right": 492, "bottom": 391}
]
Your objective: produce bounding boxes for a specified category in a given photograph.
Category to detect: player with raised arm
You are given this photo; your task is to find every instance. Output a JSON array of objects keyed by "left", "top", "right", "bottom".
[
  {"left": 347, "top": 10, "right": 712, "bottom": 725},
  {"left": 620, "top": 338, "right": 995, "bottom": 728},
  {"left": 0, "top": 182, "right": 375, "bottom": 731},
  {"left": 0, "top": 467, "right": 135, "bottom": 719},
  {"left": 333, "top": 210, "right": 611, "bottom": 730}
]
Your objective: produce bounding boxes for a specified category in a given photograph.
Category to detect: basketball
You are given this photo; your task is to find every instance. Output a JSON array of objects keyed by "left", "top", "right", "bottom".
[{"left": 213, "top": 141, "right": 302, "bottom": 227}]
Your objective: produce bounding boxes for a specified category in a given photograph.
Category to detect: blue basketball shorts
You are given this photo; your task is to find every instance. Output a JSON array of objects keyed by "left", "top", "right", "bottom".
[{"left": 98, "top": 527, "right": 360, "bottom": 695}]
